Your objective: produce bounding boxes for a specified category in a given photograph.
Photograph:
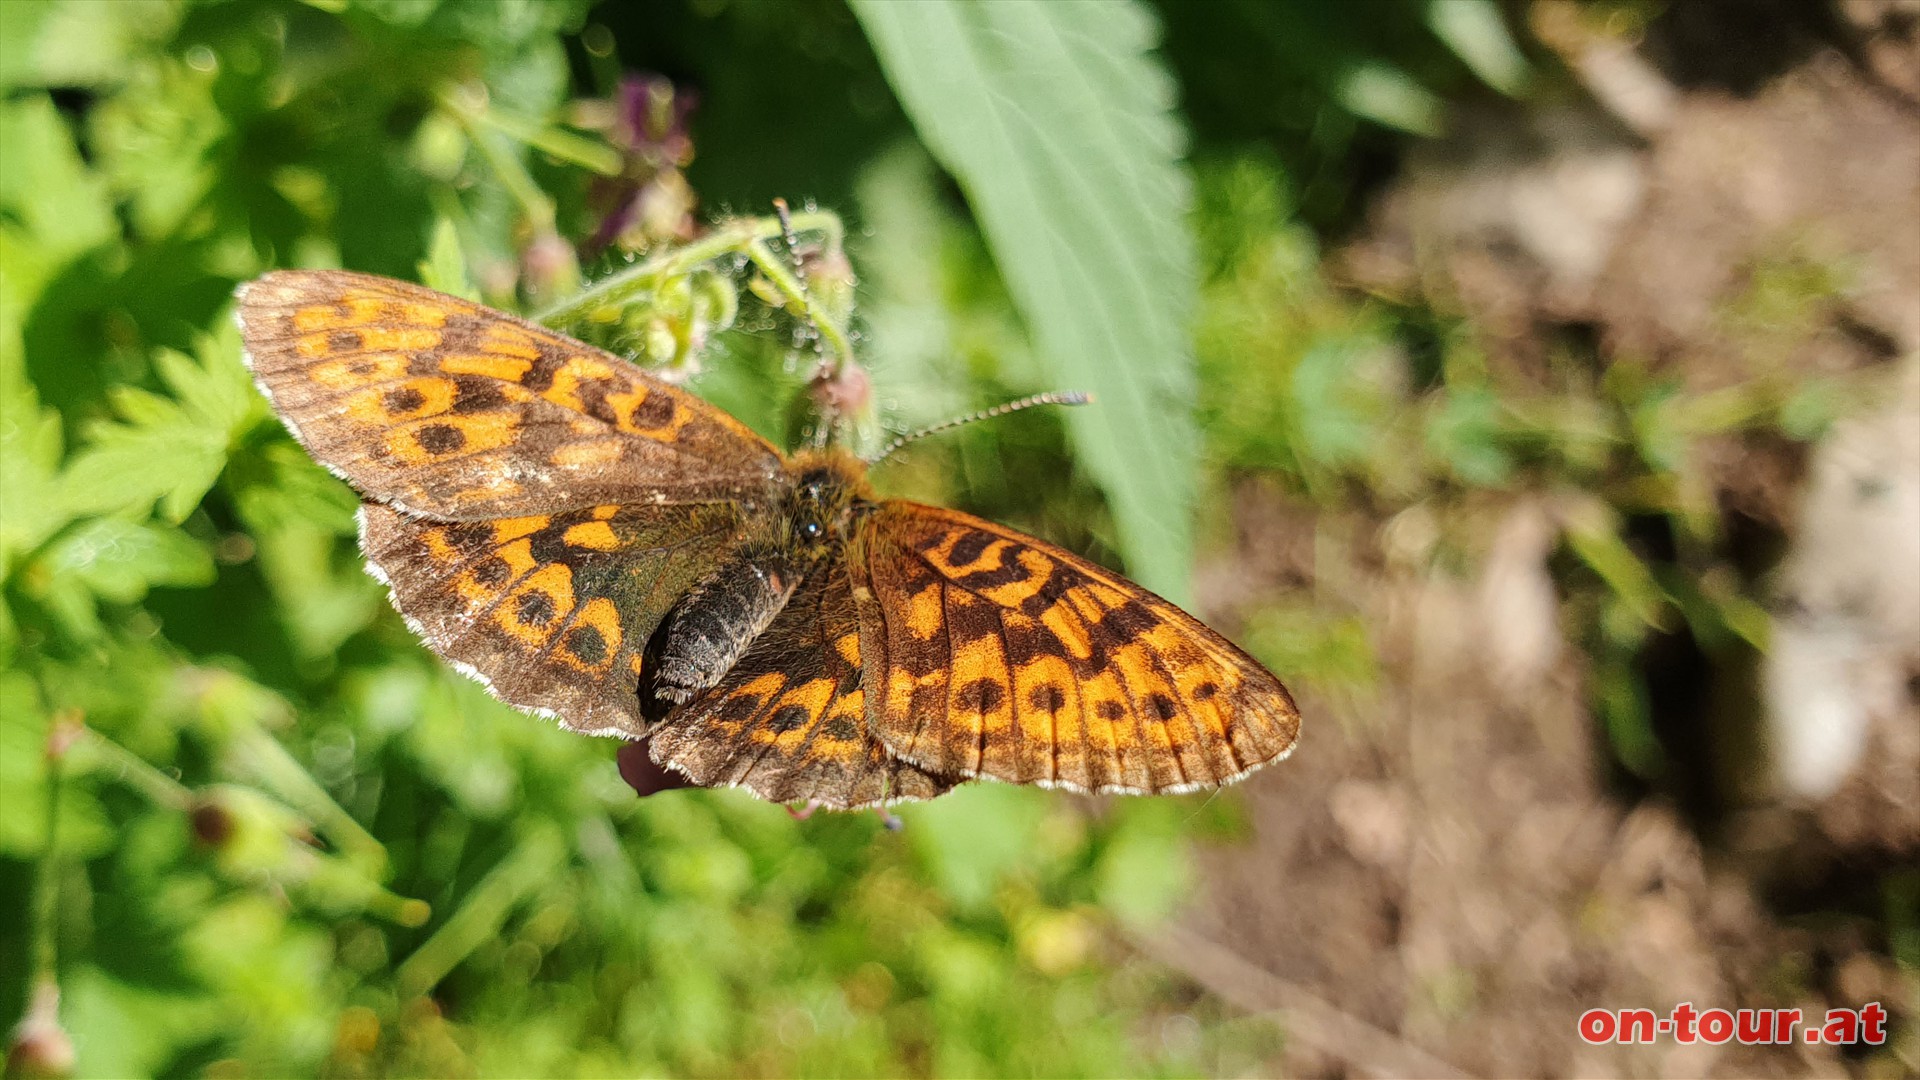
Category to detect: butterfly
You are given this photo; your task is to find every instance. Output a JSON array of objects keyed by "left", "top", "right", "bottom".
[{"left": 237, "top": 270, "right": 1300, "bottom": 808}]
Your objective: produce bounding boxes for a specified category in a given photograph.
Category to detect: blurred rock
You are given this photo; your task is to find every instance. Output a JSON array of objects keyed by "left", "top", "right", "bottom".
[
  {"left": 1765, "top": 359, "right": 1920, "bottom": 828},
  {"left": 1475, "top": 499, "right": 1565, "bottom": 700}
]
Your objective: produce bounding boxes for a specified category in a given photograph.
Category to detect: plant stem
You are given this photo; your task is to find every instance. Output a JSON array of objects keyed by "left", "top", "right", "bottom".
[
  {"left": 463, "top": 105, "right": 625, "bottom": 177},
  {"left": 30, "top": 716, "right": 76, "bottom": 985},
  {"left": 438, "top": 90, "right": 558, "bottom": 232},
  {"left": 227, "top": 726, "right": 389, "bottom": 877},
  {"left": 394, "top": 824, "right": 566, "bottom": 996},
  {"left": 536, "top": 210, "right": 843, "bottom": 325},
  {"left": 535, "top": 211, "right": 854, "bottom": 372},
  {"left": 82, "top": 727, "right": 193, "bottom": 811},
  {"left": 744, "top": 236, "right": 855, "bottom": 373}
]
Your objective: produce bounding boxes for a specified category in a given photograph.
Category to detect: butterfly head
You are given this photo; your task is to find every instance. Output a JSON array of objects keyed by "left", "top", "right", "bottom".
[{"left": 781, "top": 447, "right": 874, "bottom": 559}]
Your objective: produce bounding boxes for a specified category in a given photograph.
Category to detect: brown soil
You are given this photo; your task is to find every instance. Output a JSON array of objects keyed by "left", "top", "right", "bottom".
[{"left": 1152, "top": 5, "right": 1920, "bottom": 1076}]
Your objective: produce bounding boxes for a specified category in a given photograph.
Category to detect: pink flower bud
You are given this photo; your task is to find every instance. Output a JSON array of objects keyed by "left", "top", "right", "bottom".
[
  {"left": 810, "top": 362, "right": 873, "bottom": 422},
  {"left": 7, "top": 982, "right": 75, "bottom": 1080},
  {"left": 521, "top": 229, "right": 580, "bottom": 302}
]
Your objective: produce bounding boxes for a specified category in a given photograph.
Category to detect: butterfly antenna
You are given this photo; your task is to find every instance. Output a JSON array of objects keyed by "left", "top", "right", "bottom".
[
  {"left": 867, "top": 390, "right": 1093, "bottom": 464},
  {"left": 773, "top": 197, "right": 807, "bottom": 281}
]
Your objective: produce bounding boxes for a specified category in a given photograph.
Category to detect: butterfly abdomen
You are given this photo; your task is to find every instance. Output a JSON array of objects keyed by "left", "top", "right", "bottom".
[{"left": 647, "top": 549, "right": 803, "bottom": 711}]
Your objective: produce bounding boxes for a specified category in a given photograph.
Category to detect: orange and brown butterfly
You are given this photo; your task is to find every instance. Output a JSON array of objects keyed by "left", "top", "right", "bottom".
[{"left": 236, "top": 269, "right": 1300, "bottom": 809}]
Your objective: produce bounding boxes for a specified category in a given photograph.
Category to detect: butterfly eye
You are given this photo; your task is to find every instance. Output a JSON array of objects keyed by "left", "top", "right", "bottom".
[{"left": 800, "top": 520, "right": 824, "bottom": 541}]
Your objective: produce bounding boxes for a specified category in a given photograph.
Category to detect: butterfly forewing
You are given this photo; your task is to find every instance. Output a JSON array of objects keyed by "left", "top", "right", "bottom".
[
  {"left": 237, "top": 270, "right": 785, "bottom": 520},
  {"left": 852, "top": 503, "right": 1300, "bottom": 794}
]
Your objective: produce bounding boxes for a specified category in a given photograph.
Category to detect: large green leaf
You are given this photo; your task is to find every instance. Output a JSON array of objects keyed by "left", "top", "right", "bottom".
[{"left": 851, "top": 0, "right": 1200, "bottom": 602}]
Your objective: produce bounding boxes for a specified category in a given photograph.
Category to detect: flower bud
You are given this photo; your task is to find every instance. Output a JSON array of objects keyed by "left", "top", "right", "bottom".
[
  {"left": 521, "top": 229, "right": 580, "bottom": 303},
  {"left": 803, "top": 247, "right": 856, "bottom": 325},
  {"left": 808, "top": 362, "right": 873, "bottom": 423},
  {"left": 618, "top": 740, "right": 693, "bottom": 797},
  {"left": 6, "top": 982, "right": 75, "bottom": 1080}
]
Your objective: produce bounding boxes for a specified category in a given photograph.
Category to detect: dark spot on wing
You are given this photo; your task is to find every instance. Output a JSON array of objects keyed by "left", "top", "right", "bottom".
[
  {"left": 566, "top": 625, "right": 608, "bottom": 666},
  {"left": 629, "top": 391, "right": 675, "bottom": 430},
  {"left": 956, "top": 678, "right": 1005, "bottom": 714},
  {"left": 416, "top": 423, "right": 465, "bottom": 455},
  {"left": 446, "top": 521, "right": 493, "bottom": 554},
  {"left": 516, "top": 591, "right": 556, "bottom": 627},
  {"left": 521, "top": 354, "right": 559, "bottom": 392},
  {"left": 1028, "top": 684, "right": 1066, "bottom": 712},
  {"left": 715, "top": 694, "right": 763, "bottom": 724},
  {"left": 452, "top": 378, "right": 506, "bottom": 413}
]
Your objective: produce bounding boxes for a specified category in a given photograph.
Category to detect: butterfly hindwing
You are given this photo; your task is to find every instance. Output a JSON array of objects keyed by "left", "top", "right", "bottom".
[
  {"left": 358, "top": 500, "right": 741, "bottom": 737},
  {"left": 238, "top": 270, "right": 784, "bottom": 520},
  {"left": 646, "top": 565, "right": 962, "bottom": 808},
  {"left": 852, "top": 503, "right": 1300, "bottom": 794}
]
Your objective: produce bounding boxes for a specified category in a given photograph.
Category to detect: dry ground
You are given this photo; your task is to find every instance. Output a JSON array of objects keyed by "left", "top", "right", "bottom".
[{"left": 1149, "top": 4, "right": 1920, "bottom": 1076}]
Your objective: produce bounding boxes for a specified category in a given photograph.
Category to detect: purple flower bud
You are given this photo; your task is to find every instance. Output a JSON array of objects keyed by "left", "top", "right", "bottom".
[
  {"left": 580, "top": 74, "right": 701, "bottom": 255},
  {"left": 617, "top": 740, "right": 695, "bottom": 797}
]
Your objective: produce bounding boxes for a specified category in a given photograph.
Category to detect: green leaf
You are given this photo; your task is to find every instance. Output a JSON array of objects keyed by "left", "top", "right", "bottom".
[
  {"left": 0, "top": 671, "right": 113, "bottom": 858},
  {"left": 1564, "top": 501, "right": 1669, "bottom": 632},
  {"left": 0, "top": 332, "right": 71, "bottom": 567},
  {"left": 852, "top": 0, "right": 1200, "bottom": 602},
  {"left": 419, "top": 217, "right": 480, "bottom": 300},
  {"left": 63, "top": 965, "right": 223, "bottom": 1080},
  {"left": 1426, "top": 385, "right": 1514, "bottom": 487},
  {"left": 0, "top": 96, "right": 117, "bottom": 288},
  {"left": 88, "top": 55, "right": 228, "bottom": 240},
  {"left": 1337, "top": 61, "right": 1444, "bottom": 136},
  {"left": 0, "top": 0, "right": 178, "bottom": 90},
  {"left": 352, "top": 0, "right": 443, "bottom": 28},
  {"left": 906, "top": 784, "right": 1048, "bottom": 913},
  {"left": 1426, "top": 0, "right": 1529, "bottom": 96},
  {"left": 40, "top": 517, "right": 215, "bottom": 604},
  {"left": 63, "top": 322, "right": 259, "bottom": 523}
]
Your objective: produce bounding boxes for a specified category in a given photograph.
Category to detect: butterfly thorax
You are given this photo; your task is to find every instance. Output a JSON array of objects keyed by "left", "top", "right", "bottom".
[{"left": 779, "top": 446, "right": 876, "bottom": 555}]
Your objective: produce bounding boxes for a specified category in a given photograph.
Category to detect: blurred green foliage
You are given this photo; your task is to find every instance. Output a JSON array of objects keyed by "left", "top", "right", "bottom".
[{"left": 0, "top": 0, "right": 1848, "bottom": 1076}]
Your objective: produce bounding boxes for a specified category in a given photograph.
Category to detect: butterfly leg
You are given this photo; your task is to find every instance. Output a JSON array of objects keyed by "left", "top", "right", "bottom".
[{"left": 648, "top": 550, "right": 802, "bottom": 709}]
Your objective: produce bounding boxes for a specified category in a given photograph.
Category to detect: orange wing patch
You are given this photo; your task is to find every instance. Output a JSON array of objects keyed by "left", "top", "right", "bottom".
[
  {"left": 647, "top": 569, "right": 961, "bottom": 809},
  {"left": 238, "top": 269, "right": 784, "bottom": 520},
  {"left": 855, "top": 503, "right": 1300, "bottom": 794},
  {"left": 357, "top": 500, "right": 738, "bottom": 739}
]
